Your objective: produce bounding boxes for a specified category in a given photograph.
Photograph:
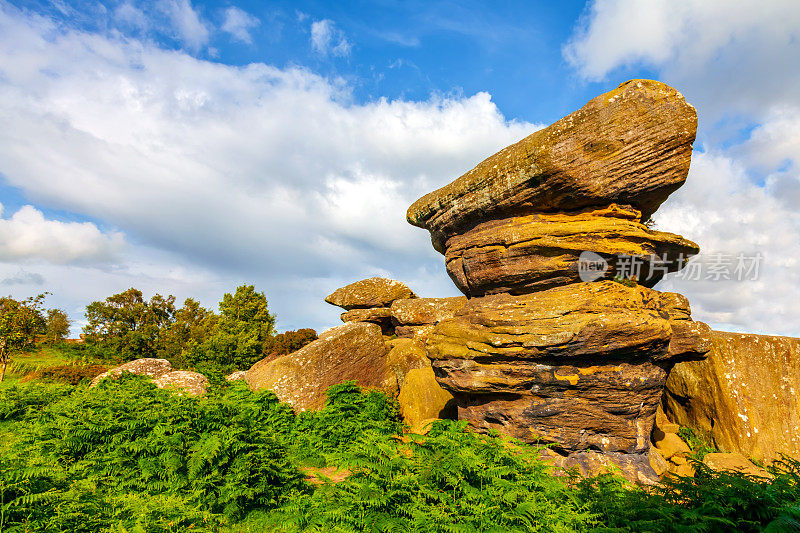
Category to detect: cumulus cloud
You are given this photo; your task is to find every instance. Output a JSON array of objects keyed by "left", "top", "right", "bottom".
[
  {"left": 157, "top": 0, "right": 209, "bottom": 51},
  {"left": 0, "top": 205, "right": 124, "bottom": 265},
  {"left": 0, "top": 4, "right": 534, "bottom": 331},
  {"left": 310, "top": 19, "right": 351, "bottom": 57},
  {"left": 565, "top": 1, "right": 800, "bottom": 335},
  {"left": 564, "top": 0, "right": 800, "bottom": 121},
  {"left": 221, "top": 6, "right": 259, "bottom": 44}
]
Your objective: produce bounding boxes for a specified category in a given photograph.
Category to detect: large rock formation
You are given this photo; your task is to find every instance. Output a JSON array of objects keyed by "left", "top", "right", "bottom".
[
  {"left": 408, "top": 79, "right": 709, "bottom": 482},
  {"left": 664, "top": 331, "right": 800, "bottom": 464},
  {"left": 245, "top": 321, "right": 391, "bottom": 411},
  {"left": 426, "top": 281, "right": 710, "bottom": 479},
  {"left": 408, "top": 79, "right": 698, "bottom": 253}
]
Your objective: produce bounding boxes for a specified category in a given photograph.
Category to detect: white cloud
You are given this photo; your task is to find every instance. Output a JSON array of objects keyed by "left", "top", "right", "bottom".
[
  {"left": 114, "top": 2, "right": 148, "bottom": 31},
  {"left": 158, "top": 0, "right": 209, "bottom": 51},
  {"left": 0, "top": 205, "right": 124, "bottom": 265},
  {"left": 0, "top": 4, "right": 533, "bottom": 332},
  {"left": 310, "top": 19, "right": 351, "bottom": 57},
  {"left": 221, "top": 6, "right": 259, "bottom": 44},
  {"left": 564, "top": 0, "right": 800, "bottom": 336}
]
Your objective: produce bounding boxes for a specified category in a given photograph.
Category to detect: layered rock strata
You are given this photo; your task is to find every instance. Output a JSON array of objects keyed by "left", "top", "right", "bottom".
[
  {"left": 444, "top": 204, "right": 698, "bottom": 297},
  {"left": 409, "top": 80, "right": 709, "bottom": 482},
  {"left": 426, "top": 281, "right": 711, "bottom": 480}
]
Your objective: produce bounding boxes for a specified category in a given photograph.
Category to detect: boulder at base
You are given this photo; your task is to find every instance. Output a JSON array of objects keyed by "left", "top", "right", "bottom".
[
  {"left": 90, "top": 358, "right": 173, "bottom": 388},
  {"left": 245, "top": 321, "right": 390, "bottom": 411},
  {"left": 703, "top": 452, "right": 772, "bottom": 479},
  {"left": 153, "top": 371, "right": 209, "bottom": 396},
  {"left": 397, "top": 366, "right": 456, "bottom": 434},
  {"left": 664, "top": 331, "right": 800, "bottom": 464},
  {"left": 325, "top": 278, "right": 417, "bottom": 310}
]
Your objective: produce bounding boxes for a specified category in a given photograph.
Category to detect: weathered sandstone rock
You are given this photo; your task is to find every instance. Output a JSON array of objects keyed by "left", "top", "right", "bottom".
[
  {"left": 226, "top": 370, "right": 247, "bottom": 381},
  {"left": 340, "top": 307, "right": 394, "bottom": 333},
  {"left": 443, "top": 204, "right": 698, "bottom": 296},
  {"left": 153, "top": 370, "right": 209, "bottom": 396},
  {"left": 703, "top": 452, "right": 771, "bottom": 479},
  {"left": 385, "top": 338, "right": 430, "bottom": 390},
  {"left": 425, "top": 281, "right": 711, "bottom": 481},
  {"left": 245, "top": 321, "right": 390, "bottom": 411},
  {"left": 397, "top": 366, "right": 456, "bottom": 434},
  {"left": 664, "top": 331, "right": 800, "bottom": 464},
  {"left": 325, "top": 278, "right": 417, "bottom": 310},
  {"left": 90, "top": 358, "right": 172, "bottom": 388},
  {"left": 390, "top": 296, "right": 468, "bottom": 339},
  {"left": 408, "top": 79, "right": 697, "bottom": 252}
]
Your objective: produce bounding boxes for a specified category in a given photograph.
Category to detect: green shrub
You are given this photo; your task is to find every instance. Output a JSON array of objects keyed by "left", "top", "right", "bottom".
[{"left": 1, "top": 375, "right": 303, "bottom": 532}]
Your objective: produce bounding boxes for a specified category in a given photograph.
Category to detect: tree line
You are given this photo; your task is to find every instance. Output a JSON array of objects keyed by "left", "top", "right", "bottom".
[{"left": 0, "top": 285, "right": 317, "bottom": 379}]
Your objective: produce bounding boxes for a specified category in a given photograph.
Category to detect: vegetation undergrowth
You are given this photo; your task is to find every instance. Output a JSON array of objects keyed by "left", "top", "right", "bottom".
[{"left": 1, "top": 378, "right": 798, "bottom": 533}]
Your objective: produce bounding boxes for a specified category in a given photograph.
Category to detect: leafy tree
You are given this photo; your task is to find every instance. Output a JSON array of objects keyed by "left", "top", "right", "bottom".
[
  {"left": 159, "top": 298, "right": 217, "bottom": 366},
  {"left": 263, "top": 328, "right": 317, "bottom": 358},
  {"left": 187, "top": 285, "right": 276, "bottom": 370},
  {"left": 44, "top": 308, "right": 71, "bottom": 345},
  {"left": 82, "top": 288, "right": 176, "bottom": 361},
  {"left": 0, "top": 294, "right": 47, "bottom": 382}
]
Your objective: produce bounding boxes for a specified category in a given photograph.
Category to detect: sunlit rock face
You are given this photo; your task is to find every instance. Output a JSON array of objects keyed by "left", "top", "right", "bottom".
[{"left": 408, "top": 79, "right": 710, "bottom": 483}]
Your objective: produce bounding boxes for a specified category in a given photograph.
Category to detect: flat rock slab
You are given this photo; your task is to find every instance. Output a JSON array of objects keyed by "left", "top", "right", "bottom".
[
  {"left": 245, "top": 321, "right": 391, "bottom": 411},
  {"left": 665, "top": 331, "right": 800, "bottom": 465},
  {"left": 426, "top": 281, "right": 711, "bottom": 457},
  {"left": 443, "top": 204, "right": 698, "bottom": 296},
  {"left": 408, "top": 79, "right": 697, "bottom": 252},
  {"left": 325, "top": 277, "right": 417, "bottom": 310}
]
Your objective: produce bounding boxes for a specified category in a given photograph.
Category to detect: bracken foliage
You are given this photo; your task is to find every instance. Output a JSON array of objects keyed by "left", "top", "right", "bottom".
[{"left": 2, "top": 377, "right": 799, "bottom": 533}]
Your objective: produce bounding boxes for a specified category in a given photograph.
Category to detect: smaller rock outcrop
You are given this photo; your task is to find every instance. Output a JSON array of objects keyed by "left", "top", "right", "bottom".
[
  {"left": 325, "top": 277, "right": 417, "bottom": 309},
  {"left": 153, "top": 371, "right": 209, "bottom": 396},
  {"left": 226, "top": 370, "right": 247, "bottom": 381},
  {"left": 90, "top": 358, "right": 173, "bottom": 388},
  {"left": 326, "top": 277, "right": 418, "bottom": 334},
  {"left": 664, "top": 331, "right": 800, "bottom": 465},
  {"left": 245, "top": 321, "right": 391, "bottom": 411}
]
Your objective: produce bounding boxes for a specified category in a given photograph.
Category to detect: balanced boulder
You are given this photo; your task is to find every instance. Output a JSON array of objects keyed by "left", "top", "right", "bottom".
[
  {"left": 325, "top": 277, "right": 417, "bottom": 310},
  {"left": 408, "top": 79, "right": 697, "bottom": 253}
]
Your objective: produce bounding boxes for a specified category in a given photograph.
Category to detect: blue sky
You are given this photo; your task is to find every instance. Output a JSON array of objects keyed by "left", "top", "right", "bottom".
[{"left": 1, "top": 0, "right": 799, "bottom": 336}]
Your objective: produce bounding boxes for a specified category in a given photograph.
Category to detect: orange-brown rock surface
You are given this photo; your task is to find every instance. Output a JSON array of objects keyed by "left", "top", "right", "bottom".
[
  {"left": 390, "top": 296, "right": 468, "bottom": 339},
  {"left": 325, "top": 277, "right": 417, "bottom": 310},
  {"left": 425, "top": 281, "right": 711, "bottom": 481},
  {"left": 245, "top": 321, "right": 390, "bottom": 411},
  {"left": 443, "top": 204, "right": 698, "bottom": 296},
  {"left": 408, "top": 79, "right": 697, "bottom": 253},
  {"left": 664, "top": 331, "right": 800, "bottom": 464}
]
